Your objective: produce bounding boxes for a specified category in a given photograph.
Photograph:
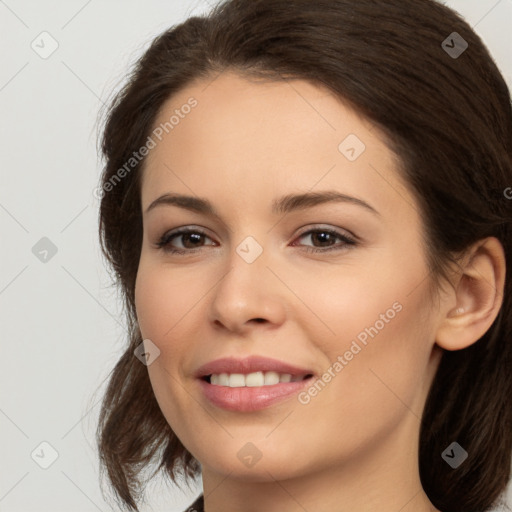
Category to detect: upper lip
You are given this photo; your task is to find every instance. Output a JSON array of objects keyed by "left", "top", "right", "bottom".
[{"left": 195, "top": 355, "right": 315, "bottom": 378}]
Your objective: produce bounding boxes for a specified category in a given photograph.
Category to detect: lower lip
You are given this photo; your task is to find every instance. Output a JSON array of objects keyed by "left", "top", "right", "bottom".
[{"left": 198, "top": 377, "right": 314, "bottom": 412}]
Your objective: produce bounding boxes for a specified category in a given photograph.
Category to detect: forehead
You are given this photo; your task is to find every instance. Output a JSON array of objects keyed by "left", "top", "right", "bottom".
[{"left": 141, "top": 71, "right": 417, "bottom": 223}]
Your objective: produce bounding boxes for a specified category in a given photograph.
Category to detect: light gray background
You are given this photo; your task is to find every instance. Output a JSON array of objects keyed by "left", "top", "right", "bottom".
[{"left": 1, "top": 1, "right": 511, "bottom": 511}]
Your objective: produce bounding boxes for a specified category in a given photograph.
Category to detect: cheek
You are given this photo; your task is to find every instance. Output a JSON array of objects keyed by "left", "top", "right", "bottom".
[
  {"left": 303, "top": 257, "right": 433, "bottom": 427},
  {"left": 318, "top": 288, "right": 432, "bottom": 440},
  {"left": 134, "top": 259, "right": 201, "bottom": 424},
  {"left": 135, "top": 258, "right": 199, "bottom": 340}
]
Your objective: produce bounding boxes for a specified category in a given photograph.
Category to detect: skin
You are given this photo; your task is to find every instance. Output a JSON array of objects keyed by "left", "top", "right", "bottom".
[{"left": 134, "top": 71, "right": 506, "bottom": 512}]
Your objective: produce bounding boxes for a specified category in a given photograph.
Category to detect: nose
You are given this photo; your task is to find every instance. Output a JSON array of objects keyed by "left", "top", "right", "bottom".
[{"left": 208, "top": 246, "right": 287, "bottom": 335}]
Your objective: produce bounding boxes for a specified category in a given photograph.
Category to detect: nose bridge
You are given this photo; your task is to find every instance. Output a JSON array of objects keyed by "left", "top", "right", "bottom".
[{"left": 208, "top": 232, "right": 286, "bottom": 330}]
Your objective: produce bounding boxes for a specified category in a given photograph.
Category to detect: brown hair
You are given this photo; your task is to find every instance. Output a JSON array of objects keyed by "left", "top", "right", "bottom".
[{"left": 95, "top": 0, "right": 512, "bottom": 510}]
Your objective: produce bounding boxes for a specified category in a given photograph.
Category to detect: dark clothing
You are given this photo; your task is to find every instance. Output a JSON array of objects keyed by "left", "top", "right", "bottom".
[{"left": 184, "top": 494, "right": 204, "bottom": 512}]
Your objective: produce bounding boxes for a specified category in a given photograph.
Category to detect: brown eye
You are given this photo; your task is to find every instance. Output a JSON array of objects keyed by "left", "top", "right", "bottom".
[
  {"left": 293, "top": 228, "right": 357, "bottom": 253},
  {"left": 156, "top": 228, "right": 215, "bottom": 253}
]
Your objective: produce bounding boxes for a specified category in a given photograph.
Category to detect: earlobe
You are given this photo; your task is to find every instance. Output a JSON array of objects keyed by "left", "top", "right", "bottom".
[{"left": 435, "top": 237, "right": 506, "bottom": 352}]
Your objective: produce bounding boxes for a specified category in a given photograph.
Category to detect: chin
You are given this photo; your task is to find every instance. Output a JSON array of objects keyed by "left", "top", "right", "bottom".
[{"left": 200, "top": 447, "right": 312, "bottom": 482}]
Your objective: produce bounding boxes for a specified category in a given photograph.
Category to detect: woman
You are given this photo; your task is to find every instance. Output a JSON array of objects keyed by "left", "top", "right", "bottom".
[{"left": 95, "top": 0, "right": 512, "bottom": 511}]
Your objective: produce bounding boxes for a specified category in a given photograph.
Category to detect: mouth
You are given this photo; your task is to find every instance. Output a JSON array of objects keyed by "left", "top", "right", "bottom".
[
  {"left": 198, "top": 371, "right": 316, "bottom": 411},
  {"left": 194, "top": 355, "right": 317, "bottom": 391},
  {"left": 201, "top": 372, "right": 315, "bottom": 386}
]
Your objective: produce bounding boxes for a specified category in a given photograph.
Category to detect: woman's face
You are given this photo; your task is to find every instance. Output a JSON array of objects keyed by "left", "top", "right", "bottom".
[{"left": 135, "top": 71, "right": 444, "bottom": 483}]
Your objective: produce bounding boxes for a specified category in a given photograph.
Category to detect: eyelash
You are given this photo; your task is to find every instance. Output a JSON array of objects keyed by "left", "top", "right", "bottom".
[{"left": 155, "top": 226, "right": 357, "bottom": 255}]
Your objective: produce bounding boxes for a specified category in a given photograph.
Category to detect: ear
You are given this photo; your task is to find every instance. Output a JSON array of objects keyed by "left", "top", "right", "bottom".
[{"left": 435, "top": 237, "right": 506, "bottom": 351}]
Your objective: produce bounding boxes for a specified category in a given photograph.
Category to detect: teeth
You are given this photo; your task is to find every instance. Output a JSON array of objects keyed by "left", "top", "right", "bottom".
[{"left": 209, "top": 371, "right": 306, "bottom": 387}]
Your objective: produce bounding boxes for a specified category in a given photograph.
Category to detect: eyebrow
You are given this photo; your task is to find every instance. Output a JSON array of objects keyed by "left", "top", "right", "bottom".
[{"left": 145, "top": 190, "right": 380, "bottom": 217}]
